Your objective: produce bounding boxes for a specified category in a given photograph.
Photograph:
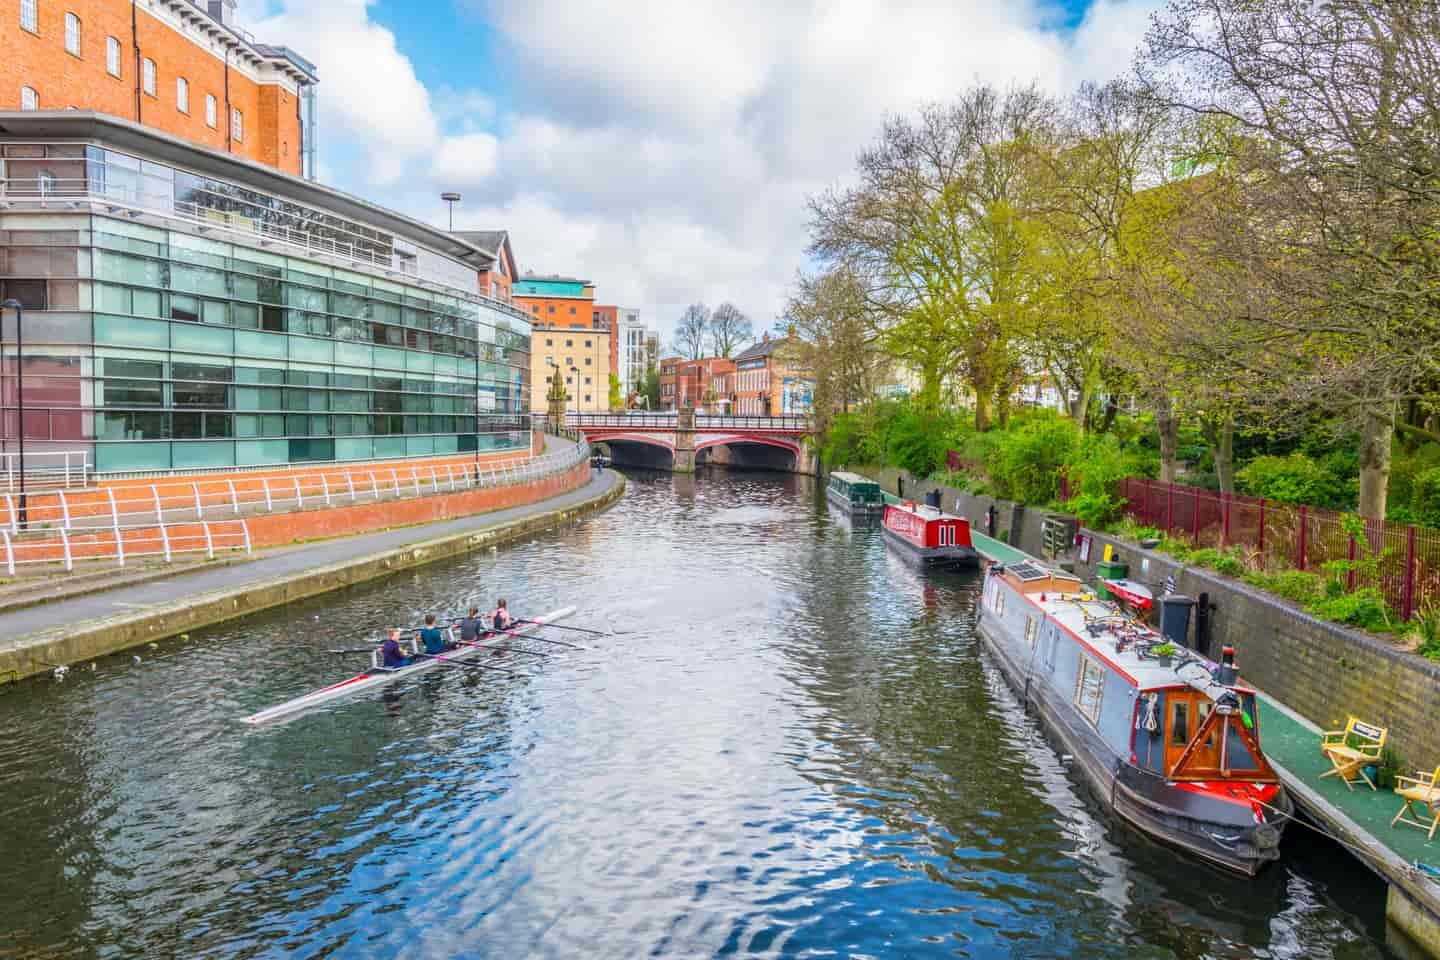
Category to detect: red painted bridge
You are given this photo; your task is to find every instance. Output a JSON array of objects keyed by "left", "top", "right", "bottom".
[{"left": 565, "top": 412, "right": 814, "bottom": 473}]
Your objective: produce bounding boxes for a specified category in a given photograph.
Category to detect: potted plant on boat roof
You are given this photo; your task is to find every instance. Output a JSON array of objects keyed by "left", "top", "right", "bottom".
[{"left": 1151, "top": 643, "right": 1177, "bottom": 667}]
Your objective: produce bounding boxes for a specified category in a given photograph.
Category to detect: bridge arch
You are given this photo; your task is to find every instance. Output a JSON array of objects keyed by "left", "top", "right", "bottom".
[{"left": 586, "top": 432, "right": 675, "bottom": 470}]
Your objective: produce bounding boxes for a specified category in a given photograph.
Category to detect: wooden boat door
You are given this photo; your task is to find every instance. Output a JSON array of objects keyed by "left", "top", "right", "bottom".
[{"left": 1164, "top": 692, "right": 1221, "bottom": 776}]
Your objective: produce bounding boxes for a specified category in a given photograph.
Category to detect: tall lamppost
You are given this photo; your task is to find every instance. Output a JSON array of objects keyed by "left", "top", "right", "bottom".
[
  {"left": 441, "top": 191, "right": 462, "bottom": 231},
  {"left": 2, "top": 299, "right": 26, "bottom": 530},
  {"left": 569, "top": 365, "right": 581, "bottom": 416}
]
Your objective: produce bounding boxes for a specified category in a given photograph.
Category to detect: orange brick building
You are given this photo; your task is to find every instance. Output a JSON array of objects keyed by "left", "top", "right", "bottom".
[
  {"left": 659, "top": 357, "right": 735, "bottom": 412},
  {"left": 1, "top": 0, "right": 317, "bottom": 177},
  {"left": 514, "top": 274, "right": 614, "bottom": 413}
]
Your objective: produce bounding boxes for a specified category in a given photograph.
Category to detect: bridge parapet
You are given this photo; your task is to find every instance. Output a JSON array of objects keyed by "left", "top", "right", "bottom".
[{"left": 567, "top": 412, "right": 809, "bottom": 432}]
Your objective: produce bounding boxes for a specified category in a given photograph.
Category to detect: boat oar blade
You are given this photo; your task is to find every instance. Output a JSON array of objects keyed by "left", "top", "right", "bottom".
[
  {"left": 328, "top": 647, "right": 377, "bottom": 655},
  {"left": 412, "top": 652, "right": 518, "bottom": 679},
  {"left": 515, "top": 618, "right": 608, "bottom": 637}
]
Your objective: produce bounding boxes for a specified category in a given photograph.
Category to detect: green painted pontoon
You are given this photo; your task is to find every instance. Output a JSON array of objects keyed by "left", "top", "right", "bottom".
[{"left": 825, "top": 471, "right": 884, "bottom": 514}]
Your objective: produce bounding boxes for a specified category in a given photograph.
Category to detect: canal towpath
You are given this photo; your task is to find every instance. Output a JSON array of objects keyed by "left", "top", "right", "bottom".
[{"left": 0, "top": 466, "right": 623, "bottom": 683}]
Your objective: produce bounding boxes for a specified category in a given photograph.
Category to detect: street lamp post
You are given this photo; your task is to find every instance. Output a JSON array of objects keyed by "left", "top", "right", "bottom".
[
  {"left": 2, "top": 299, "right": 26, "bottom": 530},
  {"left": 440, "top": 192, "right": 462, "bottom": 231},
  {"left": 569, "top": 366, "right": 580, "bottom": 416}
]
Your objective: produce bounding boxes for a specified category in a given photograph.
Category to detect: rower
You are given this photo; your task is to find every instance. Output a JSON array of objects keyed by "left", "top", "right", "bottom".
[
  {"left": 379, "top": 629, "right": 412, "bottom": 669},
  {"left": 491, "top": 598, "right": 513, "bottom": 632},
  {"left": 416, "top": 614, "right": 448, "bottom": 655},
  {"left": 459, "top": 606, "right": 485, "bottom": 643}
]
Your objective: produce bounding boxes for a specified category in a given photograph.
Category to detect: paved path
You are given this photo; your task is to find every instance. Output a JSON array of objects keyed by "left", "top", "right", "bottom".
[{"left": 0, "top": 467, "right": 619, "bottom": 649}]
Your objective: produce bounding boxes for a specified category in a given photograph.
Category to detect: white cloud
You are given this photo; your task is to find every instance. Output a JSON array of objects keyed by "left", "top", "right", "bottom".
[
  {"left": 237, "top": 0, "right": 1162, "bottom": 331},
  {"left": 432, "top": 132, "right": 501, "bottom": 187}
]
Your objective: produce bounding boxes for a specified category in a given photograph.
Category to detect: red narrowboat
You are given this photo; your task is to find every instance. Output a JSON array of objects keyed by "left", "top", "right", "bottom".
[{"left": 881, "top": 501, "right": 979, "bottom": 567}]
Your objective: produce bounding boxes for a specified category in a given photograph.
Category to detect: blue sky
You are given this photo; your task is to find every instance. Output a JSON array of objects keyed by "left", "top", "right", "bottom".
[{"left": 239, "top": 0, "right": 1156, "bottom": 339}]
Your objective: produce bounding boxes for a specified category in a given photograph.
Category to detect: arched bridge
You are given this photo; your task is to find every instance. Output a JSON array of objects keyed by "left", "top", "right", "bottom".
[{"left": 566, "top": 412, "right": 814, "bottom": 474}]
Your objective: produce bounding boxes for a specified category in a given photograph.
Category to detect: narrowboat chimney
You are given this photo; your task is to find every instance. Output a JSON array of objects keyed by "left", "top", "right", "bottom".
[{"left": 1217, "top": 645, "right": 1238, "bottom": 686}]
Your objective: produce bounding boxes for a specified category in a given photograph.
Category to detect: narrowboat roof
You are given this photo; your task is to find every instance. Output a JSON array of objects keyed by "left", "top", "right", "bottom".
[
  {"left": 1006, "top": 584, "right": 1256, "bottom": 695},
  {"left": 886, "top": 501, "right": 967, "bottom": 521},
  {"left": 829, "top": 471, "right": 879, "bottom": 485}
]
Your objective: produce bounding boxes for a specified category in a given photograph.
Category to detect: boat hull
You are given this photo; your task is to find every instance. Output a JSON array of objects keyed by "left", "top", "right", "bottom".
[
  {"left": 977, "top": 615, "right": 1288, "bottom": 876},
  {"left": 242, "top": 606, "right": 576, "bottom": 725},
  {"left": 881, "top": 523, "right": 978, "bottom": 566},
  {"left": 825, "top": 484, "right": 883, "bottom": 515}
]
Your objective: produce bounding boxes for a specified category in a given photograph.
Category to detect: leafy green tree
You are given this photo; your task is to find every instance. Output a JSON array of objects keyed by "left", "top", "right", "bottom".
[{"left": 608, "top": 372, "right": 622, "bottom": 411}]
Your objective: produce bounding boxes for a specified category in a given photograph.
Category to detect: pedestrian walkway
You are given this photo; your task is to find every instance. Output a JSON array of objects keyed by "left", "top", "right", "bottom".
[
  {"left": 1257, "top": 695, "right": 1439, "bottom": 870},
  {"left": 0, "top": 467, "right": 620, "bottom": 652}
]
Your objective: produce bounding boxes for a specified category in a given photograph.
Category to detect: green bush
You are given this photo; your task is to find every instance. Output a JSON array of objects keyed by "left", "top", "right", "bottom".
[
  {"left": 1410, "top": 466, "right": 1440, "bottom": 527},
  {"left": 1242, "top": 569, "right": 1324, "bottom": 605},
  {"left": 984, "top": 414, "right": 1079, "bottom": 505},
  {"left": 1307, "top": 587, "right": 1394, "bottom": 632},
  {"left": 1410, "top": 604, "right": 1440, "bottom": 661},
  {"left": 1235, "top": 453, "right": 1352, "bottom": 510},
  {"left": 820, "top": 411, "right": 863, "bottom": 467}
]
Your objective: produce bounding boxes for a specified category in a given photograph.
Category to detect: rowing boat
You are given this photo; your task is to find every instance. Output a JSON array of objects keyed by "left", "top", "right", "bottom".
[{"left": 241, "top": 605, "right": 576, "bottom": 725}]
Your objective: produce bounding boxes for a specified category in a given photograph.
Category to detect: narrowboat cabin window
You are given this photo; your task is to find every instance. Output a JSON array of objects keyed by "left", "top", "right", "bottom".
[
  {"left": 1170, "top": 700, "right": 1190, "bottom": 746},
  {"left": 1024, "top": 616, "right": 1036, "bottom": 648},
  {"left": 994, "top": 590, "right": 1005, "bottom": 616},
  {"left": 1074, "top": 656, "right": 1105, "bottom": 725}
]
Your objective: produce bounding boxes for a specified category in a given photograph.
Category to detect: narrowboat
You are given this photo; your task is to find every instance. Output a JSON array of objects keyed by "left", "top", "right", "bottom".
[
  {"left": 825, "top": 471, "right": 885, "bottom": 514},
  {"left": 977, "top": 558, "right": 1290, "bottom": 876},
  {"left": 881, "top": 500, "right": 979, "bottom": 566}
]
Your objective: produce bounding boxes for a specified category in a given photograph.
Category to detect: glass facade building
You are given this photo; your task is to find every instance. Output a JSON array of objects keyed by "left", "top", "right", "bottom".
[{"left": 0, "top": 121, "right": 530, "bottom": 473}]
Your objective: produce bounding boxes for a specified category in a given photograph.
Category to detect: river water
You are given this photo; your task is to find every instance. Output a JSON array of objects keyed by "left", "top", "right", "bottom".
[{"left": 0, "top": 469, "right": 1403, "bottom": 959}]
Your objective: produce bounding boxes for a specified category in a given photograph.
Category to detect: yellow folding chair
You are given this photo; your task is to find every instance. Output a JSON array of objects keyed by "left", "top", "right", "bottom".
[
  {"left": 1319, "top": 717, "right": 1387, "bottom": 791},
  {"left": 1392, "top": 765, "right": 1440, "bottom": 839}
]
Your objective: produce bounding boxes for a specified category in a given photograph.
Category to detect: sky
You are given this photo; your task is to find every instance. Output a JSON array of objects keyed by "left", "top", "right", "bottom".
[{"left": 234, "top": 0, "right": 1159, "bottom": 341}]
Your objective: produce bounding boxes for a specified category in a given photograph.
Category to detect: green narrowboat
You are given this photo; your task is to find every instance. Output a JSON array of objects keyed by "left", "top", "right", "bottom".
[{"left": 825, "top": 471, "right": 884, "bottom": 514}]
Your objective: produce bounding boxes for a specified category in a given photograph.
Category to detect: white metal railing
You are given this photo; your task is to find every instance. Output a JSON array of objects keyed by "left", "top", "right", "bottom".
[
  {"left": 1, "top": 451, "right": 90, "bottom": 491},
  {"left": 0, "top": 439, "right": 589, "bottom": 572}
]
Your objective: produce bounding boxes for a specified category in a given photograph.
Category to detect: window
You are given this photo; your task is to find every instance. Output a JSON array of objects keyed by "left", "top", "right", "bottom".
[
  {"left": 584, "top": 394, "right": 592, "bottom": 403},
  {"left": 64, "top": 13, "right": 80, "bottom": 55},
  {"left": 106, "top": 36, "right": 121, "bottom": 76},
  {"left": 231, "top": 108, "right": 243, "bottom": 142},
  {"left": 20, "top": 0, "right": 37, "bottom": 33},
  {"left": 142, "top": 57, "right": 156, "bottom": 96},
  {"left": 20, "top": 86, "right": 38, "bottom": 111},
  {"left": 569, "top": 306, "right": 576, "bottom": 314},
  {"left": 584, "top": 339, "right": 591, "bottom": 347},
  {"left": 1170, "top": 700, "right": 1190, "bottom": 747},
  {"left": 545, "top": 338, "right": 553, "bottom": 346},
  {"left": 565, "top": 339, "right": 573, "bottom": 347},
  {"left": 531, "top": 305, "right": 539, "bottom": 314},
  {"left": 584, "top": 377, "right": 592, "bottom": 385},
  {"left": 547, "top": 305, "right": 555, "bottom": 313},
  {"left": 205, "top": 94, "right": 217, "bottom": 127},
  {"left": 176, "top": 77, "right": 189, "bottom": 113},
  {"left": 1074, "top": 656, "right": 1105, "bottom": 726},
  {"left": 1024, "top": 616, "right": 1036, "bottom": 648}
]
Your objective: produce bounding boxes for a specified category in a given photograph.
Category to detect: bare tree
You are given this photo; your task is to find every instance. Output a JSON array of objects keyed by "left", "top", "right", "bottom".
[
  {"left": 709, "top": 302, "right": 753, "bottom": 357},
  {"left": 674, "top": 303, "right": 710, "bottom": 360},
  {"left": 784, "top": 267, "right": 886, "bottom": 429},
  {"left": 1138, "top": 0, "right": 1440, "bottom": 517}
]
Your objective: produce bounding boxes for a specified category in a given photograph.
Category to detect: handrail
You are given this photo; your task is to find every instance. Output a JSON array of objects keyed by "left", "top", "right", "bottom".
[{"left": 0, "top": 438, "right": 588, "bottom": 572}]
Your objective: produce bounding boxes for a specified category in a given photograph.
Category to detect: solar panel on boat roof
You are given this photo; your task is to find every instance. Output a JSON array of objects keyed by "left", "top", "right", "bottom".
[{"left": 1007, "top": 561, "right": 1050, "bottom": 581}]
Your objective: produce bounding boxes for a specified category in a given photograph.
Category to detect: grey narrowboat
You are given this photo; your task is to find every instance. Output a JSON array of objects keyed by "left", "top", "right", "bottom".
[
  {"left": 826, "top": 471, "right": 885, "bottom": 514},
  {"left": 978, "top": 558, "right": 1290, "bottom": 876}
]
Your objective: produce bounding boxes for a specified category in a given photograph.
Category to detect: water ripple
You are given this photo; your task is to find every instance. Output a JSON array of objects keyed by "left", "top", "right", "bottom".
[{"left": 0, "top": 470, "right": 1399, "bottom": 959}]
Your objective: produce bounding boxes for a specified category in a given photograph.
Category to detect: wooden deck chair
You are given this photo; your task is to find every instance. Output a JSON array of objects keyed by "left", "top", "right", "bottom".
[
  {"left": 1392, "top": 765, "right": 1440, "bottom": 839},
  {"left": 1319, "top": 717, "right": 1387, "bottom": 791}
]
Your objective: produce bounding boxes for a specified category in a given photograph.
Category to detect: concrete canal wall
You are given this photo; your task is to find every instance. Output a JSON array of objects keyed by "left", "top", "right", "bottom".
[{"left": 0, "top": 469, "right": 624, "bottom": 684}]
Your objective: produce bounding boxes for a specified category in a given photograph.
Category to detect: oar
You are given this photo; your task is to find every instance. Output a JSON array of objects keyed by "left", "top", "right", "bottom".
[
  {"left": 515, "top": 619, "right": 610, "bottom": 637},
  {"left": 453, "top": 639, "right": 550, "bottom": 658},
  {"left": 329, "top": 647, "right": 378, "bottom": 655},
  {"left": 411, "top": 652, "right": 518, "bottom": 678}
]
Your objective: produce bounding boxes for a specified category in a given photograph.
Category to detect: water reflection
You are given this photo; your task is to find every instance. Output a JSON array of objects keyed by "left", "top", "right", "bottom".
[{"left": 0, "top": 469, "right": 1400, "bottom": 959}]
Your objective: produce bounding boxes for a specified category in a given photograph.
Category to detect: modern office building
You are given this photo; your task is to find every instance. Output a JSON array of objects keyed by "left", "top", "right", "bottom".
[
  {"left": 616, "top": 308, "right": 654, "bottom": 402},
  {"left": 0, "top": 112, "right": 531, "bottom": 473},
  {"left": 3, "top": 0, "right": 319, "bottom": 178},
  {"left": 514, "top": 273, "right": 611, "bottom": 413}
]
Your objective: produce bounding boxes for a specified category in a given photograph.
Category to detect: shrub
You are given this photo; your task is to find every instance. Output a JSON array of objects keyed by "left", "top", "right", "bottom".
[
  {"left": 1242, "top": 569, "right": 1323, "bottom": 605},
  {"left": 1411, "top": 466, "right": 1440, "bottom": 528},
  {"left": 820, "top": 411, "right": 863, "bottom": 467},
  {"left": 984, "top": 414, "right": 1079, "bottom": 505},
  {"left": 1409, "top": 604, "right": 1440, "bottom": 661},
  {"left": 1236, "top": 453, "right": 1352, "bottom": 510},
  {"left": 1307, "top": 587, "right": 1394, "bottom": 632}
]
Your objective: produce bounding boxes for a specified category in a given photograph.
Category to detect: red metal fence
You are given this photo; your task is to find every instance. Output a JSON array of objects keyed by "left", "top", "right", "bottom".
[{"left": 1118, "top": 477, "right": 1439, "bottom": 621}]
